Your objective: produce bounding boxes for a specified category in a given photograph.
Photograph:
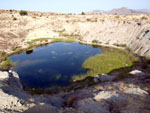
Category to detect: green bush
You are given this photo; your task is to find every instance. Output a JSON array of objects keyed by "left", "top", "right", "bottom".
[
  {"left": 0, "top": 56, "right": 15, "bottom": 70},
  {"left": 81, "top": 12, "right": 85, "bottom": 15},
  {"left": 19, "top": 10, "right": 28, "bottom": 16},
  {"left": 13, "top": 17, "right": 17, "bottom": 20},
  {"left": 113, "top": 43, "right": 127, "bottom": 47},
  {"left": 92, "top": 40, "right": 99, "bottom": 43}
]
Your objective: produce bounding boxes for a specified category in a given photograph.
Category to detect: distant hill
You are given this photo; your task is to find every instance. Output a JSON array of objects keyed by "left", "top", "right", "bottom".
[{"left": 87, "top": 7, "right": 150, "bottom": 15}]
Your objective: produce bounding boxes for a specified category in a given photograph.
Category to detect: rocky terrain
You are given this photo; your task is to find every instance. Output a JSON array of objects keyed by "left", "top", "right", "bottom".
[
  {"left": 0, "top": 9, "right": 150, "bottom": 112},
  {"left": 0, "top": 9, "right": 150, "bottom": 57},
  {"left": 1, "top": 67, "right": 150, "bottom": 112}
]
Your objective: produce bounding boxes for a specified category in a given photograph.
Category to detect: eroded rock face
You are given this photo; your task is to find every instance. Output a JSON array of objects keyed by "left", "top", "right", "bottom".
[
  {"left": 0, "top": 70, "right": 65, "bottom": 113},
  {"left": 0, "top": 69, "right": 150, "bottom": 113},
  {"left": 0, "top": 9, "right": 150, "bottom": 57}
]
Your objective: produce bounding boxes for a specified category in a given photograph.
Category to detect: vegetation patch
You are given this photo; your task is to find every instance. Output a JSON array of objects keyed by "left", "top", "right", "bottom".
[
  {"left": 83, "top": 48, "right": 139, "bottom": 74},
  {"left": 72, "top": 71, "right": 94, "bottom": 82},
  {"left": 86, "top": 18, "right": 91, "bottom": 21},
  {"left": 81, "top": 12, "right": 85, "bottom": 15},
  {"left": 141, "top": 16, "right": 148, "bottom": 20},
  {"left": 113, "top": 43, "right": 127, "bottom": 47},
  {"left": 51, "top": 38, "right": 75, "bottom": 43},
  {"left": 27, "top": 38, "right": 50, "bottom": 46},
  {"left": 13, "top": 17, "right": 17, "bottom": 20},
  {"left": 19, "top": 10, "right": 28, "bottom": 16},
  {"left": 0, "top": 56, "right": 15, "bottom": 71},
  {"left": 92, "top": 39, "right": 99, "bottom": 43},
  {"left": 72, "top": 47, "right": 139, "bottom": 82},
  {"left": 57, "top": 29, "right": 82, "bottom": 40}
]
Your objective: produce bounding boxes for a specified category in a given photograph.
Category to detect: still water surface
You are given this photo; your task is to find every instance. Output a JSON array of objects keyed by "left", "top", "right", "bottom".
[{"left": 10, "top": 42, "right": 102, "bottom": 88}]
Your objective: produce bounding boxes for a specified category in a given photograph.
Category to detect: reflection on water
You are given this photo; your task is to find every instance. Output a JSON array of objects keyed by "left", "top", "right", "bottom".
[
  {"left": 26, "top": 50, "right": 33, "bottom": 55},
  {"left": 10, "top": 42, "right": 102, "bottom": 88}
]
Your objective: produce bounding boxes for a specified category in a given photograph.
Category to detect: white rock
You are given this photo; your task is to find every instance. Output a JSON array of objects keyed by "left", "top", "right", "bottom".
[
  {"left": 94, "top": 90, "right": 127, "bottom": 103},
  {"left": 94, "top": 91, "right": 118, "bottom": 101},
  {"left": 129, "top": 70, "right": 145, "bottom": 76},
  {"left": 124, "top": 87, "right": 149, "bottom": 97},
  {"left": 0, "top": 71, "right": 9, "bottom": 80},
  {"left": 9, "top": 70, "right": 13, "bottom": 73}
]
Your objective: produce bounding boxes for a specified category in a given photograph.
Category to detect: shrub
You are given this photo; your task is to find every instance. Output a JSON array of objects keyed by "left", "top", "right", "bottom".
[
  {"left": 19, "top": 10, "right": 28, "bottom": 16},
  {"left": 0, "top": 56, "right": 15, "bottom": 70},
  {"left": 13, "top": 17, "right": 17, "bottom": 20},
  {"left": 92, "top": 39, "right": 99, "bottom": 43},
  {"left": 86, "top": 18, "right": 91, "bottom": 21},
  {"left": 141, "top": 16, "right": 148, "bottom": 20},
  {"left": 113, "top": 43, "right": 127, "bottom": 47},
  {"left": 9, "top": 9, "right": 13, "bottom": 12},
  {"left": 81, "top": 12, "right": 85, "bottom": 15},
  {"left": 115, "top": 15, "right": 120, "bottom": 18}
]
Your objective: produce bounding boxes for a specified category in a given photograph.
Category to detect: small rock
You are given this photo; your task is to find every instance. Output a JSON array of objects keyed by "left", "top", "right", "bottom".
[
  {"left": 129, "top": 70, "right": 145, "bottom": 76},
  {"left": 66, "top": 96, "right": 78, "bottom": 107},
  {"left": 28, "top": 98, "right": 35, "bottom": 103},
  {"left": 9, "top": 70, "right": 12, "bottom": 73}
]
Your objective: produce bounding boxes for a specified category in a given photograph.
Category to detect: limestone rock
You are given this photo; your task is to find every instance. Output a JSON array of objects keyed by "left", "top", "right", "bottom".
[
  {"left": 94, "top": 90, "right": 126, "bottom": 103},
  {"left": 0, "top": 71, "right": 9, "bottom": 80},
  {"left": 124, "top": 87, "right": 149, "bottom": 97},
  {"left": 129, "top": 70, "right": 145, "bottom": 76}
]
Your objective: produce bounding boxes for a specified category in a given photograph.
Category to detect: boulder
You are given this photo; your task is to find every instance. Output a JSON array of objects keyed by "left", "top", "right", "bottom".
[
  {"left": 0, "top": 71, "right": 9, "bottom": 80},
  {"left": 124, "top": 87, "right": 149, "bottom": 97},
  {"left": 94, "top": 90, "right": 126, "bottom": 103},
  {"left": 94, "top": 74, "right": 116, "bottom": 83}
]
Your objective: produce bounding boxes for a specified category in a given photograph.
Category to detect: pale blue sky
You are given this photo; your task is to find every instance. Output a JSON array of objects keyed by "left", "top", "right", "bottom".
[{"left": 0, "top": 0, "right": 150, "bottom": 13}]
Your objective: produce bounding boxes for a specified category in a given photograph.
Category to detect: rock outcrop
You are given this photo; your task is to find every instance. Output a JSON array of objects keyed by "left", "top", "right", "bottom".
[
  {"left": 0, "top": 70, "right": 65, "bottom": 112},
  {"left": 0, "top": 69, "right": 150, "bottom": 112}
]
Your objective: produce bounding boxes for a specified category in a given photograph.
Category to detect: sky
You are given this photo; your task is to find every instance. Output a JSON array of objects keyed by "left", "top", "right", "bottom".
[{"left": 0, "top": 0, "right": 150, "bottom": 13}]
